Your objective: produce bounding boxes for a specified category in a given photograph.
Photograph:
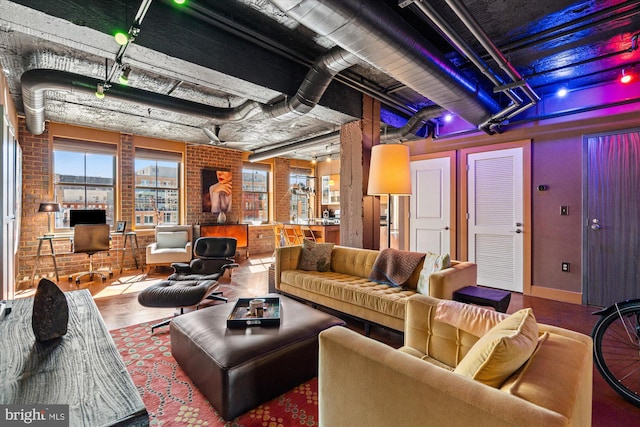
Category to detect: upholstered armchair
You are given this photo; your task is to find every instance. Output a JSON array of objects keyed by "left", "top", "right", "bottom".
[{"left": 145, "top": 225, "right": 193, "bottom": 272}]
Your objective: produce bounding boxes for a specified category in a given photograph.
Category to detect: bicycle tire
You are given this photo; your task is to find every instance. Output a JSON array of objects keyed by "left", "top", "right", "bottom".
[{"left": 592, "top": 301, "right": 640, "bottom": 407}]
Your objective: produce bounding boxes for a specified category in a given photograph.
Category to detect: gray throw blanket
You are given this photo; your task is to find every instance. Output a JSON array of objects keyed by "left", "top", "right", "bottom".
[{"left": 369, "top": 248, "right": 425, "bottom": 287}]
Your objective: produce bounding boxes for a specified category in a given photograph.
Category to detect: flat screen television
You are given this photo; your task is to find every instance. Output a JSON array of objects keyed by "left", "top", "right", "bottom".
[{"left": 69, "top": 209, "right": 107, "bottom": 227}]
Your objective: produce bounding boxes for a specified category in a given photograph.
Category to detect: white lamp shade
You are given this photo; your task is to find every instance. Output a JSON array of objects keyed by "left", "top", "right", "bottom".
[{"left": 368, "top": 143, "right": 412, "bottom": 195}]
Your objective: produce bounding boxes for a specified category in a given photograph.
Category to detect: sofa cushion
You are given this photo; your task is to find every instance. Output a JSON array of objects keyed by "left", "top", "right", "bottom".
[
  {"left": 156, "top": 231, "right": 188, "bottom": 249},
  {"left": 453, "top": 308, "right": 539, "bottom": 387},
  {"left": 416, "top": 252, "right": 451, "bottom": 295},
  {"left": 298, "top": 240, "right": 334, "bottom": 272},
  {"left": 280, "top": 269, "right": 415, "bottom": 319}
]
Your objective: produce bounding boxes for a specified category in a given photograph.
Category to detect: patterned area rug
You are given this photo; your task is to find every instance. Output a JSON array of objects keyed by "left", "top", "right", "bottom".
[{"left": 110, "top": 320, "right": 318, "bottom": 426}]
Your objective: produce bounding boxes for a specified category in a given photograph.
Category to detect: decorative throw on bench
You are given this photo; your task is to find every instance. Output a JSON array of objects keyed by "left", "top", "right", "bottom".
[{"left": 369, "top": 248, "right": 425, "bottom": 287}]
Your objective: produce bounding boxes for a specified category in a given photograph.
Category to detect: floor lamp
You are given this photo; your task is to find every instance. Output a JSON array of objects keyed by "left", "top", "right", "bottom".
[{"left": 367, "top": 143, "right": 412, "bottom": 249}]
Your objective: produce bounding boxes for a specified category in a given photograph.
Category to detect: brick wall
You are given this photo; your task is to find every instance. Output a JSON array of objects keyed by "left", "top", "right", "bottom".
[{"left": 17, "top": 120, "right": 290, "bottom": 288}]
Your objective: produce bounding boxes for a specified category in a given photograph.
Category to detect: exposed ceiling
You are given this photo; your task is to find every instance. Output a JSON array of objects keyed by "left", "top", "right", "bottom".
[{"left": 0, "top": 0, "right": 638, "bottom": 161}]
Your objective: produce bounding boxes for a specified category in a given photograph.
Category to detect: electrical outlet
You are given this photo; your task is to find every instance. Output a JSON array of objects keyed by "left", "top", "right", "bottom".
[
  {"left": 561, "top": 262, "right": 570, "bottom": 272},
  {"left": 560, "top": 206, "right": 569, "bottom": 216}
]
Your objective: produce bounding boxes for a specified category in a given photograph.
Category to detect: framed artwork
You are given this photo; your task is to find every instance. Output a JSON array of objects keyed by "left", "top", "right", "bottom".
[
  {"left": 115, "top": 221, "right": 127, "bottom": 234},
  {"left": 202, "top": 168, "right": 233, "bottom": 213}
]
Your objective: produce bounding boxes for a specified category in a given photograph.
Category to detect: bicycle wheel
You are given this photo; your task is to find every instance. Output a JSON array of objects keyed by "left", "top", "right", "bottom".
[{"left": 592, "top": 301, "right": 640, "bottom": 407}]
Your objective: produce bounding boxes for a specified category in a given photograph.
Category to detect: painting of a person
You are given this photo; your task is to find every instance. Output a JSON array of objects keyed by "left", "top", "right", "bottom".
[{"left": 209, "top": 170, "right": 232, "bottom": 213}]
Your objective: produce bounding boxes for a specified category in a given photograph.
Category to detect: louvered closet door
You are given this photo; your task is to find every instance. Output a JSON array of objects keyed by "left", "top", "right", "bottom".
[{"left": 468, "top": 148, "right": 524, "bottom": 292}]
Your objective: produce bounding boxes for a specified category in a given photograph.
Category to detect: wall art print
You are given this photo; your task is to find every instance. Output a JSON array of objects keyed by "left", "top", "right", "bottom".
[{"left": 202, "top": 168, "right": 232, "bottom": 213}]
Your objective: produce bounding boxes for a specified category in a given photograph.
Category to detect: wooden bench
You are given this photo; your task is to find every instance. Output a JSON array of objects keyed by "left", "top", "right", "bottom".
[{"left": 453, "top": 285, "right": 511, "bottom": 313}]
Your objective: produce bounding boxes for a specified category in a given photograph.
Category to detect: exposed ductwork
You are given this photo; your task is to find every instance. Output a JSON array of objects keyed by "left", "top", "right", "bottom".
[
  {"left": 383, "top": 105, "right": 443, "bottom": 141},
  {"left": 270, "top": 0, "right": 501, "bottom": 130},
  {"left": 21, "top": 46, "right": 360, "bottom": 136},
  {"left": 21, "top": 69, "right": 262, "bottom": 136},
  {"left": 262, "top": 46, "right": 360, "bottom": 121},
  {"left": 248, "top": 105, "right": 444, "bottom": 162}
]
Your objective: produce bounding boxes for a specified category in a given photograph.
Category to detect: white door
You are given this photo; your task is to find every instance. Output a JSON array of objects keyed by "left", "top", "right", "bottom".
[
  {"left": 467, "top": 148, "right": 524, "bottom": 292},
  {"left": 410, "top": 157, "right": 451, "bottom": 255}
]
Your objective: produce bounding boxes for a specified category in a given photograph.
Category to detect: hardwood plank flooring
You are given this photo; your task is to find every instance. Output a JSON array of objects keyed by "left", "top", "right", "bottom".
[{"left": 16, "top": 253, "right": 640, "bottom": 426}]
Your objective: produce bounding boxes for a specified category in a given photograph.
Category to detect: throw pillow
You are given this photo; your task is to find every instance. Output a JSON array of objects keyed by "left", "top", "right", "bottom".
[
  {"left": 435, "top": 299, "right": 508, "bottom": 337},
  {"left": 156, "top": 231, "right": 188, "bottom": 249},
  {"left": 416, "top": 252, "right": 451, "bottom": 295},
  {"left": 298, "top": 239, "right": 334, "bottom": 272},
  {"left": 453, "top": 308, "right": 539, "bottom": 387}
]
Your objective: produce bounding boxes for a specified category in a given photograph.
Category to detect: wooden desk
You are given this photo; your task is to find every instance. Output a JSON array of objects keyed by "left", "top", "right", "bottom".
[
  {"left": 31, "top": 235, "right": 71, "bottom": 284},
  {"left": 0, "top": 290, "right": 148, "bottom": 426},
  {"left": 197, "top": 224, "right": 249, "bottom": 257}
]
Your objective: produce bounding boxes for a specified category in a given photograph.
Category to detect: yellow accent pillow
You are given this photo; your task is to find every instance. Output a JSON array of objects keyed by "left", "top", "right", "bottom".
[{"left": 453, "top": 308, "right": 539, "bottom": 387}]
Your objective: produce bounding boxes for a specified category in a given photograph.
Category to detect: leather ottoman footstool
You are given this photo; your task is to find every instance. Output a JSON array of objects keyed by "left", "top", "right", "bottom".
[{"left": 170, "top": 294, "right": 345, "bottom": 421}]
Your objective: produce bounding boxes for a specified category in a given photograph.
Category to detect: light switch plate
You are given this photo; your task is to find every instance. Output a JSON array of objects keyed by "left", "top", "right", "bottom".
[
  {"left": 560, "top": 206, "right": 569, "bottom": 216},
  {"left": 562, "top": 262, "right": 570, "bottom": 272}
]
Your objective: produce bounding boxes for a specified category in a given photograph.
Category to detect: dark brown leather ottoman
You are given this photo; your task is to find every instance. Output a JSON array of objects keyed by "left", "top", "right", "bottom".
[{"left": 170, "top": 294, "right": 345, "bottom": 421}]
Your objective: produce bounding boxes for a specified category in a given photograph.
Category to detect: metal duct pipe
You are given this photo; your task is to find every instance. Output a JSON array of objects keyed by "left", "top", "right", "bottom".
[
  {"left": 248, "top": 131, "right": 340, "bottom": 162},
  {"left": 22, "top": 45, "right": 358, "bottom": 136},
  {"left": 250, "top": 105, "right": 443, "bottom": 161},
  {"left": 383, "top": 105, "right": 443, "bottom": 141},
  {"left": 21, "top": 69, "right": 261, "bottom": 135},
  {"left": 270, "top": 0, "right": 500, "bottom": 127},
  {"left": 262, "top": 46, "right": 360, "bottom": 120}
]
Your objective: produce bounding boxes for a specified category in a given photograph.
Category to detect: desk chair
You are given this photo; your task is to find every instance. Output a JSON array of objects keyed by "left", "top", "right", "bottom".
[
  {"left": 72, "top": 224, "right": 111, "bottom": 284},
  {"left": 300, "top": 225, "right": 317, "bottom": 242},
  {"left": 284, "top": 224, "right": 302, "bottom": 245}
]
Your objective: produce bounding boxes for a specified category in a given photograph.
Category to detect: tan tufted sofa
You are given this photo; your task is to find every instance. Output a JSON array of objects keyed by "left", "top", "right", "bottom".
[
  {"left": 318, "top": 294, "right": 593, "bottom": 427},
  {"left": 274, "top": 245, "right": 477, "bottom": 332}
]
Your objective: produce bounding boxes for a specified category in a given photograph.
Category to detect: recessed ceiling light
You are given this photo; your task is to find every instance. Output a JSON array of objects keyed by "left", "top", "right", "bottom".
[{"left": 557, "top": 88, "right": 568, "bottom": 97}]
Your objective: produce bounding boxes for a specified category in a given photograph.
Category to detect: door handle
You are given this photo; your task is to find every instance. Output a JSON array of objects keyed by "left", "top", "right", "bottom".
[
  {"left": 444, "top": 226, "right": 450, "bottom": 230},
  {"left": 514, "top": 229, "right": 522, "bottom": 234},
  {"left": 591, "top": 224, "right": 601, "bottom": 230}
]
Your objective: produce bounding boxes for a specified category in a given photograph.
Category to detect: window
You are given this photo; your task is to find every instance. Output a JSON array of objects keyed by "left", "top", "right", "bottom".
[
  {"left": 289, "top": 169, "right": 315, "bottom": 223},
  {"left": 242, "top": 164, "right": 269, "bottom": 223},
  {"left": 53, "top": 138, "right": 116, "bottom": 229},
  {"left": 135, "top": 148, "right": 181, "bottom": 227}
]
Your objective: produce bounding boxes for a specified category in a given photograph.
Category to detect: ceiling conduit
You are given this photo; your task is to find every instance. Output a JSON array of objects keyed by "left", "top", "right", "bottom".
[
  {"left": 439, "top": 0, "right": 540, "bottom": 130},
  {"left": 270, "top": 0, "right": 500, "bottom": 131}
]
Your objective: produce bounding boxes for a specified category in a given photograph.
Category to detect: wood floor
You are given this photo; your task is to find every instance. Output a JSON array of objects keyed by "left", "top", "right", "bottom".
[{"left": 18, "top": 253, "right": 640, "bottom": 427}]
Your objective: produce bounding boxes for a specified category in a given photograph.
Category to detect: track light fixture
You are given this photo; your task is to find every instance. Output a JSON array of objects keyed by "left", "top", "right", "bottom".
[
  {"left": 620, "top": 69, "right": 633, "bottom": 84},
  {"left": 95, "top": 83, "right": 106, "bottom": 99},
  {"left": 114, "top": 31, "right": 129, "bottom": 46},
  {"left": 119, "top": 65, "right": 131, "bottom": 84}
]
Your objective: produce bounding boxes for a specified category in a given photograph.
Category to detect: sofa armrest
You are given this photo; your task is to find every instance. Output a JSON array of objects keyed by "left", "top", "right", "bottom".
[
  {"left": 319, "top": 327, "right": 569, "bottom": 427},
  {"left": 429, "top": 261, "right": 477, "bottom": 299},
  {"left": 146, "top": 242, "right": 159, "bottom": 256},
  {"left": 274, "top": 245, "right": 303, "bottom": 288}
]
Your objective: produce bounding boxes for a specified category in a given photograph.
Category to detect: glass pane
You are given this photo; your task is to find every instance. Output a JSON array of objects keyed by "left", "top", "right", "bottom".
[
  {"left": 157, "top": 161, "right": 178, "bottom": 189},
  {"left": 86, "top": 186, "right": 114, "bottom": 225},
  {"left": 157, "top": 188, "right": 179, "bottom": 224},
  {"left": 86, "top": 153, "right": 114, "bottom": 185},
  {"left": 135, "top": 188, "right": 158, "bottom": 226},
  {"left": 54, "top": 151, "right": 85, "bottom": 183},
  {"left": 135, "top": 158, "right": 157, "bottom": 187},
  {"left": 54, "top": 184, "right": 84, "bottom": 228}
]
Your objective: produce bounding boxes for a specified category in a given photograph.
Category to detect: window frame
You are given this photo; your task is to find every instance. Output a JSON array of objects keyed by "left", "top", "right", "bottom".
[
  {"left": 52, "top": 138, "right": 117, "bottom": 231},
  {"left": 134, "top": 148, "right": 182, "bottom": 229},
  {"left": 242, "top": 163, "right": 270, "bottom": 223}
]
